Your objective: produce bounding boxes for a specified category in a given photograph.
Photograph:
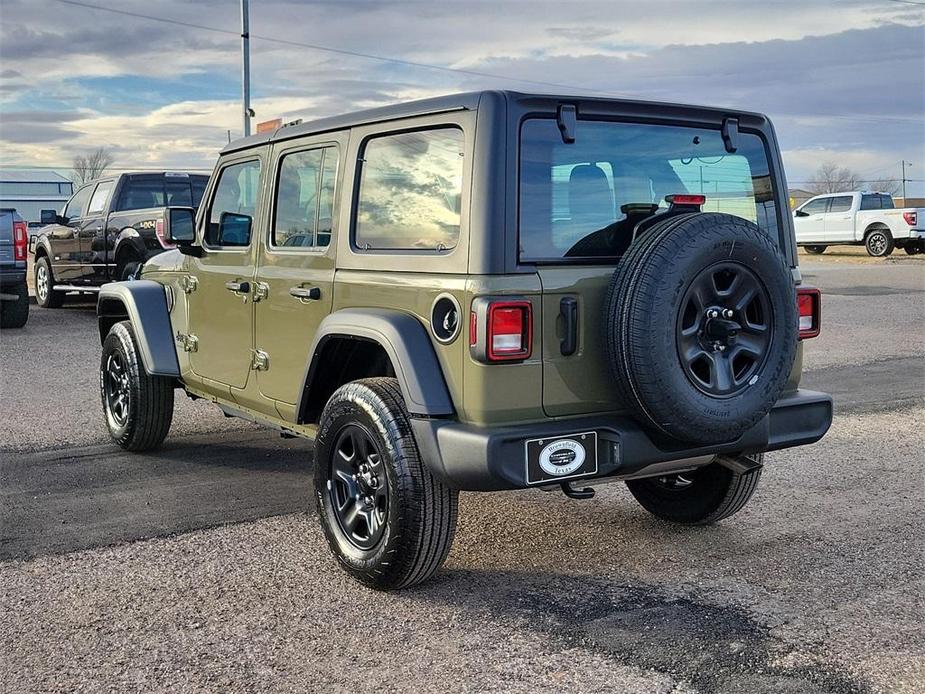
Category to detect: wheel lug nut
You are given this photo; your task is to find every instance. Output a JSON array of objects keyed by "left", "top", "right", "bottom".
[
  {"left": 708, "top": 309, "right": 718, "bottom": 318},
  {"left": 723, "top": 309, "right": 733, "bottom": 318}
]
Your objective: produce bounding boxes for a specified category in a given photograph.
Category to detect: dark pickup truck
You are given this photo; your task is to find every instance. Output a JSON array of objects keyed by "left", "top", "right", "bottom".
[
  {"left": 0, "top": 208, "right": 29, "bottom": 328},
  {"left": 31, "top": 171, "right": 208, "bottom": 308}
]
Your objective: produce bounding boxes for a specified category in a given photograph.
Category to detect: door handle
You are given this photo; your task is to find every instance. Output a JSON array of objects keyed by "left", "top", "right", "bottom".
[
  {"left": 225, "top": 280, "right": 250, "bottom": 293},
  {"left": 289, "top": 286, "right": 321, "bottom": 301},
  {"left": 559, "top": 296, "right": 578, "bottom": 356}
]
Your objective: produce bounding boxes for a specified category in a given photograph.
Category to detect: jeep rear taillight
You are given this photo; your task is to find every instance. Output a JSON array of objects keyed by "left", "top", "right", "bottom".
[
  {"left": 12, "top": 221, "right": 27, "bottom": 261},
  {"left": 797, "top": 286, "right": 821, "bottom": 339},
  {"left": 470, "top": 298, "right": 533, "bottom": 363},
  {"left": 903, "top": 211, "right": 917, "bottom": 226}
]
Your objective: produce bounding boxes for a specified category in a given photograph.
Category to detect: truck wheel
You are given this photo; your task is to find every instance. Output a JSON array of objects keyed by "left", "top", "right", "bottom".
[
  {"left": 803, "top": 245, "right": 826, "bottom": 255},
  {"left": 100, "top": 320, "right": 174, "bottom": 451},
  {"left": 864, "top": 228, "right": 894, "bottom": 257},
  {"left": 626, "top": 455, "right": 763, "bottom": 525},
  {"left": 904, "top": 243, "right": 922, "bottom": 256},
  {"left": 604, "top": 213, "right": 797, "bottom": 444},
  {"left": 314, "top": 377, "right": 458, "bottom": 590},
  {"left": 0, "top": 281, "right": 29, "bottom": 328},
  {"left": 34, "top": 256, "right": 63, "bottom": 308}
]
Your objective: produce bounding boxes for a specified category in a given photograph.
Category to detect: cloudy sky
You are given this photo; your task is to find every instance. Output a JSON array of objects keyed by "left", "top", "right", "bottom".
[{"left": 1, "top": 0, "right": 923, "bottom": 194}]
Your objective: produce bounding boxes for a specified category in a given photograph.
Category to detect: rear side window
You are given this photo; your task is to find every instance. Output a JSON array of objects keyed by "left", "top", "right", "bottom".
[
  {"left": 118, "top": 178, "right": 165, "bottom": 210},
  {"left": 191, "top": 177, "right": 208, "bottom": 207},
  {"left": 520, "top": 119, "right": 780, "bottom": 261},
  {"left": 205, "top": 160, "right": 261, "bottom": 247},
  {"left": 828, "top": 196, "right": 852, "bottom": 213},
  {"left": 880, "top": 194, "right": 895, "bottom": 209},
  {"left": 273, "top": 146, "right": 338, "bottom": 249},
  {"left": 801, "top": 198, "right": 830, "bottom": 215},
  {"left": 65, "top": 185, "right": 94, "bottom": 219},
  {"left": 355, "top": 128, "right": 464, "bottom": 251},
  {"left": 87, "top": 181, "right": 113, "bottom": 215}
]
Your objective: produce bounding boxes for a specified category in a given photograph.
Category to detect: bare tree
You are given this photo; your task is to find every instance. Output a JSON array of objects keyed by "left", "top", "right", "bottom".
[
  {"left": 867, "top": 178, "right": 902, "bottom": 196},
  {"left": 806, "top": 161, "right": 861, "bottom": 194},
  {"left": 72, "top": 148, "right": 114, "bottom": 185}
]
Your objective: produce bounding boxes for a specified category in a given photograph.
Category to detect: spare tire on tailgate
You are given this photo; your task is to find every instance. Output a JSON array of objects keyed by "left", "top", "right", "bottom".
[{"left": 604, "top": 212, "right": 797, "bottom": 444}]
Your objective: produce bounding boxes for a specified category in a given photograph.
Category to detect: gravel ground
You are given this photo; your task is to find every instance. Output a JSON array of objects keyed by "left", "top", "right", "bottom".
[
  {"left": 2, "top": 407, "right": 922, "bottom": 693},
  {"left": 0, "top": 299, "right": 256, "bottom": 452},
  {"left": 1, "top": 254, "right": 923, "bottom": 693}
]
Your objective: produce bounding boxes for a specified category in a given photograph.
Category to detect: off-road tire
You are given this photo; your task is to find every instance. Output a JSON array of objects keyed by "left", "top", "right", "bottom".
[
  {"left": 803, "top": 245, "right": 827, "bottom": 255},
  {"left": 100, "top": 320, "right": 174, "bottom": 451},
  {"left": 0, "top": 281, "right": 29, "bottom": 328},
  {"left": 34, "top": 256, "right": 63, "bottom": 308},
  {"left": 864, "top": 227, "right": 894, "bottom": 257},
  {"left": 314, "top": 377, "right": 458, "bottom": 590},
  {"left": 626, "top": 455, "right": 763, "bottom": 525},
  {"left": 604, "top": 213, "right": 797, "bottom": 444}
]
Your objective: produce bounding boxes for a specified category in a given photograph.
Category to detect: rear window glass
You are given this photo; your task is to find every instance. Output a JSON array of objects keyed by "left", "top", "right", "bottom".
[
  {"left": 117, "top": 175, "right": 210, "bottom": 211},
  {"left": 355, "top": 128, "right": 464, "bottom": 251},
  {"left": 273, "top": 146, "right": 338, "bottom": 249},
  {"left": 87, "top": 181, "right": 113, "bottom": 215},
  {"left": 519, "top": 119, "right": 780, "bottom": 261}
]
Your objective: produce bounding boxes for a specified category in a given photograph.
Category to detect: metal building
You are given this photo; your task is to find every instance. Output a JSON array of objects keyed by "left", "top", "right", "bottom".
[{"left": 0, "top": 169, "right": 74, "bottom": 224}]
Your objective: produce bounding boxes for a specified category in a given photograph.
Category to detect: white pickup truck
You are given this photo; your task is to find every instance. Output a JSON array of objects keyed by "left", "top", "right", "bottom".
[{"left": 793, "top": 191, "right": 925, "bottom": 257}]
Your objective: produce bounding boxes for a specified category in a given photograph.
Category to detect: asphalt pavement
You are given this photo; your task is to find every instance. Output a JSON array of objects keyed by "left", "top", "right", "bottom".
[{"left": 1, "top": 256, "right": 923, "bottom": 693}]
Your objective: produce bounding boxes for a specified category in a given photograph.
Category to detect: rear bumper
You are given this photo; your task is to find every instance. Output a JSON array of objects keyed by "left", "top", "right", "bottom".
[
  {"left": 0, "top": 266, "right": 27, "bottom": 288},
  {"left": 411, "top": 389, "right": 833, "bottom": 491}
]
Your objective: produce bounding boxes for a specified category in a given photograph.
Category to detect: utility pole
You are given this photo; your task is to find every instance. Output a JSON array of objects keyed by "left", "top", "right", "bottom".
[
  {"left": 241, "top": 0, "right": 252, "bottom": 137},
  {"left": 901, "top": 160, "right": 910, "bottom": 203}
]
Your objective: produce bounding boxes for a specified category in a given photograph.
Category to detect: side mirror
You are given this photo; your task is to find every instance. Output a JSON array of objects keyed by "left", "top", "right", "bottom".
[
  {"left": 166, "top": 207, "right": 201, "bottom": 256},
  {"left": 794, "top": 209, "right": 809, "bottom": 218},
  {"left": 40, "top": 209, "right": 57, "bottom": 225}
]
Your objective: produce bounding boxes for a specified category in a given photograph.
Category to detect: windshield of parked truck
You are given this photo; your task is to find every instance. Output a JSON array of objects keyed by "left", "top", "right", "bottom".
[{"left": 519, "top": 119, "right": 780, "bottom": 261}]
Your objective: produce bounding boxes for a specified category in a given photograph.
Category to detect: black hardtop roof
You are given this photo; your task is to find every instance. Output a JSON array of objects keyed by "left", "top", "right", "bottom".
[{"left": 220, "top": 90, "right": 769, "bottom": 155}]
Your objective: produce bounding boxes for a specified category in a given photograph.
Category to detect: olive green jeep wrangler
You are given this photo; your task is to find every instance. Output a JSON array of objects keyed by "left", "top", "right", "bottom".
[{"left": 97, "top": 91, "right": 831, "bottom": 590}]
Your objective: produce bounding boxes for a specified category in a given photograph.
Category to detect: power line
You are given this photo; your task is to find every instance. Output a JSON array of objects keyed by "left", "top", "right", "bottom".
[
  {"left": 884, "top": 0, "right": 925, "bottom": 6},
  {"left": 47, "top": 0, "right": 925, "bottom": 128},
  {"left": 49, "top": 0, "right": 618, "bottom": 97}
]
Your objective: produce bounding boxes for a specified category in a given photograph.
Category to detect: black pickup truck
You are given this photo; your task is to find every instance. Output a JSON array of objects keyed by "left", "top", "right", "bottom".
[
  {"left": 0, "top": 208, "right": 29, "bottom": 328},
  {"left": 31, "top": 171, "right": 208, "bottom": 308}
]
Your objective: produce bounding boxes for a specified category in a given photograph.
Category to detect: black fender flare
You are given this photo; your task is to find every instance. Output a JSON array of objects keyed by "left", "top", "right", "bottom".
[
  {"left": 301, "top": 308, "right": 454, "bottom": 417},
  {"left": 113, "top": 230, "right": 144, "bottom": 264},
  {"left": 97, "top": 280, "right": 180, "bottom": 376}
]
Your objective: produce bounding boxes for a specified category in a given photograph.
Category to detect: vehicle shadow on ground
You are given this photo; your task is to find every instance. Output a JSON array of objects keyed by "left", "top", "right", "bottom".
[{"left": 414, "top": 565, "right": 868, "bottom": 694}]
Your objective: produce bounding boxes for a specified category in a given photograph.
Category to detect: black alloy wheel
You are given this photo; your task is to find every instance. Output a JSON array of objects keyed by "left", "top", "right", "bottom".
[
  {"left": 103, "top": 350, "right": 131, "bottom": 429},
  {"left": 677, "top": 262, "right": 773, "bottom": 398},
  {"left": 328, "top": 423, "right": 389, "bottom": 550}
]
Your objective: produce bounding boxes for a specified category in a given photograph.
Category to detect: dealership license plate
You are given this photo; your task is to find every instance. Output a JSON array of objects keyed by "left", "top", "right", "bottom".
[{"left": 525, "top": 432, "right": 598, "bottom": 485}]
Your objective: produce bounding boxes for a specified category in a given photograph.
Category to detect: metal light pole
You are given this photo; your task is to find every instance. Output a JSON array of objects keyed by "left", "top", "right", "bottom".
[
  {"left": 241, "top": 0, "right": 252, "bottom": 137},
  {"left": 901, "top": 160, "right": 911, "bottom": 203}
]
